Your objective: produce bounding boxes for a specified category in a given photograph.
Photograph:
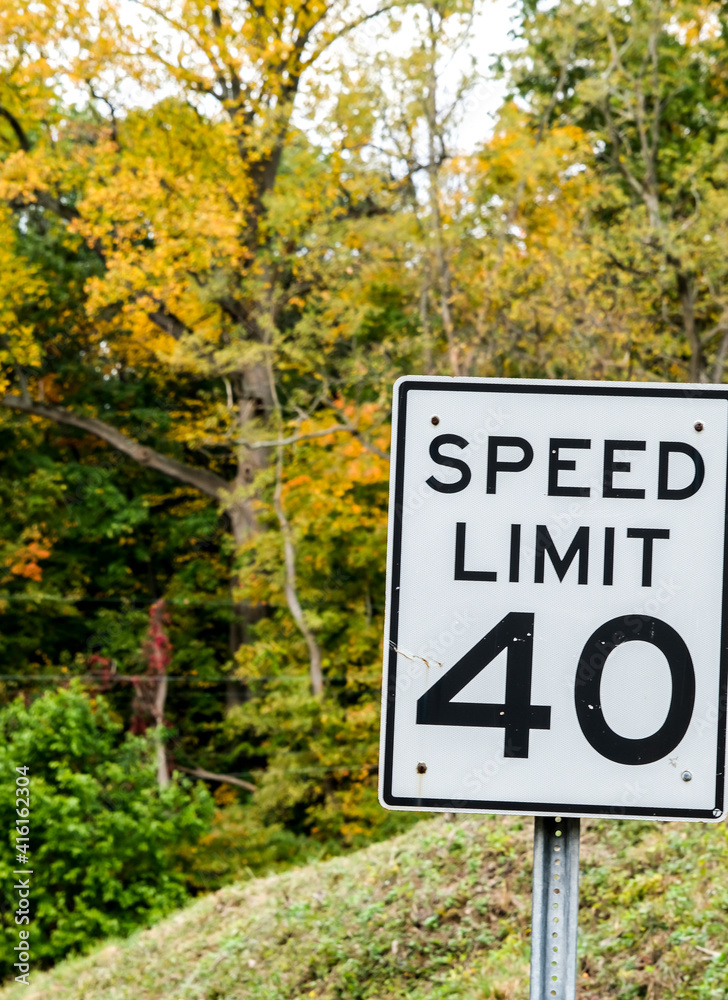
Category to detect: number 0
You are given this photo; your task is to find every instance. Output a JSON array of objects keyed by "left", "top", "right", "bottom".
[{"left": 574, "top": 615, "right": 695, "bottom": 765}]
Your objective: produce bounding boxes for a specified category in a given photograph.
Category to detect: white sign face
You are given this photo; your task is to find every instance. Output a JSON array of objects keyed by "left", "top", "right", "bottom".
[{"left": 379, "top": 377, "right": 728, "bottom": 821}]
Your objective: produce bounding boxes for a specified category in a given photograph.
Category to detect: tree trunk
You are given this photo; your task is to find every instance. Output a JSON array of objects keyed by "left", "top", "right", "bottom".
[{"left": 152, "top": 674, "right": 169, "bottom": 789}]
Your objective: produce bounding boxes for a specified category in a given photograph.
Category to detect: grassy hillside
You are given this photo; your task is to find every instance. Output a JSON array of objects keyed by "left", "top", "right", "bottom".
[{"left": 3, "top": 814, "right": 728, "bottom": 1000}]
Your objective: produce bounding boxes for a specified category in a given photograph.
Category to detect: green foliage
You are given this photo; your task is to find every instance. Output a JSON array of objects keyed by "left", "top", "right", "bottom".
[
  {"left": 503, "top": 0, "right": 728, "bottom": 383},
  {"left": 0, "top": 683, "right": 214, "bottom": 974}
]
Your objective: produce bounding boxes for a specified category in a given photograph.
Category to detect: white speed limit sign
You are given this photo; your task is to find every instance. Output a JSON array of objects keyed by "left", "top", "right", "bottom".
[{"left": 379, "top": 377, "right": 728, "bottom": 821}]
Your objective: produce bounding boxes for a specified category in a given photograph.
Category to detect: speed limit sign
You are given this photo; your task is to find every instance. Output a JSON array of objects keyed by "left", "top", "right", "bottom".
[{"left": 379, "top": 377, "right": 728, "bottom": 821}]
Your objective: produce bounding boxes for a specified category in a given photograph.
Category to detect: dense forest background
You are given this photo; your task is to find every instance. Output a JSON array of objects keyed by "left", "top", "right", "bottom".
[{"left": 2, "top": 0, "right": 728, "bottom": 973}]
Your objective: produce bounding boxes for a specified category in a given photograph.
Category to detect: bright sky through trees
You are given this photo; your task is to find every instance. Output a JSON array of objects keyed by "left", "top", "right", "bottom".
[{"left": 68, "top": 0, "right": 516, "bottom": 153}]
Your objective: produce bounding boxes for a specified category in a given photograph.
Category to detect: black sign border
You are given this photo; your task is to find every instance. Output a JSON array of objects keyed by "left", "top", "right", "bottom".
[{"left": 381, "top": 379, "right": 728, "bottom": 820}]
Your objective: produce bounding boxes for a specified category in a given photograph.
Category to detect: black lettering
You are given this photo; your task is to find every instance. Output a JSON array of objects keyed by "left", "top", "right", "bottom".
[
  {"left": 603, "top": 440, "right": 646, "bottom": 498},
  {"left": 486, "top": 436, "right": 534, "bottom": 494},
  {"left": 509, "top": 524, "right": 521, "bottom": 583},
  {"left": 427, "top": 434, "right": 471, "bottom": 494},
  {"left": 454, "top": 522, "right": 497, "bottom": 581},
  {"left": 627, "top": 528, "right": 670, "bottom": 587},
  {"left": 658, "top": 442, "right": 705, "bottom": 500},
  {"left": 575, "top": 615, "right": 695, "bottom": 765},
  {"left": 417, "top": 612, "right": 551, "bottom": 758},
  {"left": 603, "top": 527, "right": 615, "bottom": 586},
  {"left": 535, "top": 525, "right": 589, "bottom": 584},
  {"left": 548, "top": 438, "right": 591, "bottom": 496}
]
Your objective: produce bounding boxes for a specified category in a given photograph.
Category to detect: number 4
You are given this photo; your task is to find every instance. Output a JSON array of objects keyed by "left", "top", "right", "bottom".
[{"left": 416, "top": 612, "right": 551, "bottom": 758}]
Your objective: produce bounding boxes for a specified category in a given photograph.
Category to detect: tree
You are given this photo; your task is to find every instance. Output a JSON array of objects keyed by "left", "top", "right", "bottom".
[
  {"left": 0, "top": 0, "right": 410, "bottom": 697},
  {"left": 0, "top": 683, "right": 213, "bottom": 973},
  {"left": 132, "top": 599, "right": 173, "bottom": 788},
  {"left": 326, "top": 0, "right": 480, "bottom": 375},
  {"left": 0, "top": 0, "right": 464, "bottom": 858},
  {"left": 504, "top": 0, "right": 728, "bottom": 383}
]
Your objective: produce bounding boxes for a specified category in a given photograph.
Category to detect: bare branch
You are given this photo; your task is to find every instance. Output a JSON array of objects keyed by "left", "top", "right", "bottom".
[
  {"left": 9, "top": 190, "right": 80, "bottom": 223},
  {"left": 175, "top": 764, "right": 256, "bottom": 792},
  {"left": 321, "top": 396, "right": 391, "bottom": 460},
  {"left": 266, "top": 363, "right": 324, "bottom": 697},
  {"left": 648, "top": 3, "right": 662, "bottom": 170},
  {"left": 238, "top": 421, "right": 390, "bottom": 460},
  {"left": 272, "top": 443, "right": 324, "bottom": 697},
  {"left": 239, "top": 424, "right": 355, "bottom": 449},
  {"left": 349, "top": 428, "right": 390, "bottom": 462},
  {"left": 699, "top": 310, "right": 728, "bottom": 348},
  {"left": 88, "top": 85, "right": 119, "bottom": 145},
  {"left": 147, "top": 304, "right": 191, "bottom": 340},
  {"left": 602, "top": 97, "right": 649, "bottom": 204},
  {"left": 603, "top": 249, "right": 649, "bottom": 278},
  {"left": 304, "top": 2, "right": 404, "bottom": 66},
  {"left": 1, "top": 395, "right": 230, "bottom": 499},
  {"left": 712, "top": 329, "right": 728, "bottom": 384}
]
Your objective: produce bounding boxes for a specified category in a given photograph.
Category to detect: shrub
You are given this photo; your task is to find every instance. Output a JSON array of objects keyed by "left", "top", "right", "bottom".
[{"left": 0, "top": 682, "right": 213, "bottom": 976}]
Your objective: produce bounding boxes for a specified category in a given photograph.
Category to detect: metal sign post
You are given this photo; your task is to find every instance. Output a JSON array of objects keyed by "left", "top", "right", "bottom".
[{"left": 530, "top": 817, "right": 580, "bottom": 1000}]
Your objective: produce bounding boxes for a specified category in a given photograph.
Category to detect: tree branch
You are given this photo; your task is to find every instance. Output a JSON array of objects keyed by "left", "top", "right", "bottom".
[
  {"left": 602, "top": 97, "right": 648, "bottom": 204},
  {"left": 266, "top": 362, "right": 324, "bottom": 697},
  {"left": 147, "top": 304, "right": 191, "bottom": 340},
  {"left": 239, "top": 424, "right": 356, "bottom": 449},
  {"left": 321, "top": 397, "right": 390, "bottom": 461},
  {"left": 9, "top": 190, "right": 80, "bottom": 223},
  {"left": 272, "top": 442, "right": 325, "bottom": 697},
  {"left": 712, "top": 328, "right": 728, "bottom": 384},
  {"left": 699, "top": 310, "right": 728, "bottom": 348},
  {"left": 0, "top": 106, "right": 30, "bottom": 152},
  {"left": 238, "top": 421, "right": 390, "bottom": 461},
  {"left": 1, "top": 395, "right": 230, "bottom": 499},
  {"left": 174, "top": 764, "right": 256, "bottom": 792},
  {"left": 88, "top": 85, "right": 119, "bottom": 145},
  {"left": 349, "top": 428, "right": 390, "bottom": 462},
  {"left": 304, "top": 2, "right": 403, "bottom": 66}
]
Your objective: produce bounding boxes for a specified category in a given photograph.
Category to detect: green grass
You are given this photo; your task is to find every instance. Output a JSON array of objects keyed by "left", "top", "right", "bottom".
[{"left": 3, "top": 814, "right": 728, "bottom": 999}]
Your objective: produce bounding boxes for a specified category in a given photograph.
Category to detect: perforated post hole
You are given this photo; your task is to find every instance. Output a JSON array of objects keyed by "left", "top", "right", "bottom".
[
  {"left": 549, "top": 819, "right": 563, "bottom": 994},
  {"left": 529, "top": 816, "right": 580, "bottom": 1000}
]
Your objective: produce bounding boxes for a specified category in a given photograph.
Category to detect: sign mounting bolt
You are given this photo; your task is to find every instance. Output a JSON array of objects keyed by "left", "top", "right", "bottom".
[
  {"left": 431, "top": 415, "right": 440, "bottom": 426},
  {"left": 416, "top": 762, "right": 427, "bottom": 774},
  {"left": 681, "top": 770, "right": 693, "bottom": 782},
  {"left": 694, "top": 421, "right": 704, "bottom": 432}
]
